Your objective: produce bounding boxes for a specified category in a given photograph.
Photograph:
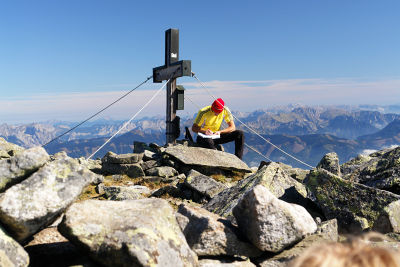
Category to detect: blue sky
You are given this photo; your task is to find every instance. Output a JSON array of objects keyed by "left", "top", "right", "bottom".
[{"left": 1, "top": 0, "right": 399, "bottom": 123}]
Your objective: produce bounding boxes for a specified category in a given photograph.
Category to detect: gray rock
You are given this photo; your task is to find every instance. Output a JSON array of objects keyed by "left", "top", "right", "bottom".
[
  {"left": 317, "top": 152, "right": 341, "bottom": 176},
  {"left": 305, "top": 168, "right": 400, "bottom": 233},
  {"left": 199, "top": 259, "right": 256, "bottom": 267},
  {"left": 58, "top": 199, "right": 198, "bottom": 267},
  {"left": 101, "top": 151, "right": 143, "bottom": 164},
  {"left": 176, "top": 203, "right": 262, "bottom": 257},
  {"left": 184, "top": 170, "right": 226, "bottom": 199},
  {"left": 341, "top": 147, "right": 400, "bottom": 194},
  {"left": 145, "top": 166, "right": 178, "bottom": 178},
  {"left": 0, "top": 225, "right": 29, "bottom": 267},
  {"left": 204, "top": 163, "right": 307, "bottom": 222},
  {"left": 78, "top": 157, "right": 102, "bottom": 174},
  {"left": 0, "top": 153, "right": 95, "bottom": 242},
  {"left": 256, "top": 231, "right": 338, "bottom": 267},
  {"left": 103, "top": 185, "right": 151, "bottom": 201},
  {"left": 316, "top": 219, "right": 338, "bottom": 242},
  {"left": 233, "top": 185, "right": 317, "bottom": 252},
  {"left": 140, "top": 160, "right": 160, "bottom": 171},
  {"left": 143, "top": 150, "right": 157, "bottom": 161},
  {"left": 0, "top": 146, "right": 50, "bottom": 192},
  {"left": 101, "top": 163, "right": 144, "bottom": 178},
  {"left": 0, "top": 138, "right": 24, "bottom": 158},
  {"left": 165, "top": 145, "right": 251, "bottom": 175}
]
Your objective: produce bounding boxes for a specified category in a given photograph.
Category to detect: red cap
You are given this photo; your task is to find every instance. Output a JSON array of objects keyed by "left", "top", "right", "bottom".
[{"left": 211, "top": 98, "right": 225, "bottom": 113}]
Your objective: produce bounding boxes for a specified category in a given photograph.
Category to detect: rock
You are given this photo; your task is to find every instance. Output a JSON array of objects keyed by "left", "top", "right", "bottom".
[
  {"left": 258, "top": 161, "right": 309, "bottom": 182},
  {"left": 199, "top": 259, "right": 256, "bottom": 267},
  {"left": 58, "top": 199, "right": 198, "bottom": 267},
  {"left": 233, "top": 185, "right": 317, "bottom": 252},
  {"left": 0, "top": 137, "right": 24, "bottom": 158},
  {"left": 316, "top": 152, "right": 341, "bottom": 176},
  {"left": 204, "top": 163, "right": 308, "bottom": 222},
  {"left": 152, "top": 184, "right": 184, "bottom": 198},
  {"left": 0, "top": 153, "right": 96, "bottom": 242},
  {"left": 316, "top": 219, "right": 338, "bottom": 242},
  {"left": 0, "top": 146, "right": 50, "bottom": 192},
  {"left": 176, "top": 203, "right": 262, "bottom": 257},
  {"left": 184, "top": 170, "right": 226, "bottom": 199},
  {"left": 78, "top": 157, "right": 102, "bottom": 174},
  {"left": 140, "top": 160, "right": 160, "bottom": 171},
  {"left": 305, "top": 168, "right": 400, "bottom": 233},
  {"left": 103, "top": 185, "right": 151, "bottom": 200},
  {"left": 101, "top": 151, "right": 143, "bottom": 164},
  {"left": 145, "top": 166, "right": 178, "bottom": 178},
  {"left": 0, "top": 225, "right": 29, "bottom": 267},
  {"left": 165, "top": 145, "right": 251, "bottom": 176},
  {"left": 341, "top": 147, "right": 400, "bottom": 194},
  {"left": 255, "top": 231, "right": 338, "bottom": 267},
  {"left": 101, "top": 163, "right": 144, "bottom": 178},
  {"left": 143, "top": 150, "right": 157, "bottom": 161}
]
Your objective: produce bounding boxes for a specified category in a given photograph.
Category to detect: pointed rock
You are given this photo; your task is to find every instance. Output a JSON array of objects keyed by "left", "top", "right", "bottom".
[
  {"left": 58, "top": 199, "right": 198, "bottom": 267},
  {"left": 203, "top": 163, "right": 307, "bottom": 222},
  {"left": 0, "top": 146, "right": 49, "bottom": 192},
  {"left": 176, "top": 203, "right": 262, "bottom": 257},
  {"left": 0, "top": 153, "right": 95, "bottom": 242},
  {"left": 316, "top": 152, "right": 341, "bottom": 176},
  {"left": 233, "top": 185, "right": 317, "bottom": 252}
]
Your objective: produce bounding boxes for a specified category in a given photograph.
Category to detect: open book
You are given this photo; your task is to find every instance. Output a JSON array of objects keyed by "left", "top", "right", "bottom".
[{"left": 198, "top": 132, "right": 220, "bottom": 139}]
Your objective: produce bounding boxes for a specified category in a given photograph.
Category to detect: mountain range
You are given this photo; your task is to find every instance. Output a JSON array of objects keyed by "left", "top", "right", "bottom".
[{"left": 2, "top": 105, "right": 400, "bottom": 168}]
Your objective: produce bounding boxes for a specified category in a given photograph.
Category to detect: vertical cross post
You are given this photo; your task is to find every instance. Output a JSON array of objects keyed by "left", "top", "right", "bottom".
[
  {"left": 153, "top": 29, "right": 191, "bottom": 145},
  {"left": 165, "top": 29, "right": 178, "bottom": 144}
]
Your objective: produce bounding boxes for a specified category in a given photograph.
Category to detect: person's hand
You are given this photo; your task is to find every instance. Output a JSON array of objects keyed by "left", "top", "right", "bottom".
[
  {"left": 214, "top": 131, "right": 221, "bottom": 135},
  {"left": 205, "top": 129, "right": 213, "bottom": 135}
]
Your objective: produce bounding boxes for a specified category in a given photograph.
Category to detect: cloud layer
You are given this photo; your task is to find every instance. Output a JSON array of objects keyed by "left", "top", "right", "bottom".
[{"left": 2, "top": 77, "right": 399, "bottom": 123}]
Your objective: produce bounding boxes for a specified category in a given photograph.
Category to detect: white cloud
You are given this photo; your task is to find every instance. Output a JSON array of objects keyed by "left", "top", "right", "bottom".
[{"left": 2, "top": 77, "right": 400, "bottom": 123}]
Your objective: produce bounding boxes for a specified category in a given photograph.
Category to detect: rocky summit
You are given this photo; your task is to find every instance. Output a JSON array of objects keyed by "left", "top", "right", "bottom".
[{"left": 0, "top": 138, "right": 400, "bottom": 266}]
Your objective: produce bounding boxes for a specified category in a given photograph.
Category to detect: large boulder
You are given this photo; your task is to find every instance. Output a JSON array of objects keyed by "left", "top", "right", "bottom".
[
  {"left": 203, "top": 163, "right": 308, "bottom": 222},
  {"left": 58, "top": 199, "right": 198, "bottom": 267},
  {"left": 176, "top": 203, "right": 262, "bottom": 257},
  {"left": 0, "top": 138, "right": 24, "bottom": 158},
  {"left": 305, "top": 168, "right": 400, "bottom": 232},
  {"left": 164, "top": 145, "right": 251, "bottom": 176},
  {"left": 0, "top": 225, "right": 29, "bottom": 267},
  {"left": 233, "top": 185, "right": 317, "bottom": 252},
  {"left": 0, "top": 146, "right": 49, "bottom": 192},
  {"left": 0, "top": 152, "right": 96, "bottom": 242}
]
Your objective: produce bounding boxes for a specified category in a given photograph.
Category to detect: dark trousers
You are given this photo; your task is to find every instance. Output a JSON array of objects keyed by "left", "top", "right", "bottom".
[{"left": 196, "top": 130, "right": 244, "bottom": 159}]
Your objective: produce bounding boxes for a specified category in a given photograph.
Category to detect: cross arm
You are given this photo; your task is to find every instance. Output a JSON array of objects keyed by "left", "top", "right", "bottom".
[{"left": 153, "top": 60, "right": 191, "bottom": 83}]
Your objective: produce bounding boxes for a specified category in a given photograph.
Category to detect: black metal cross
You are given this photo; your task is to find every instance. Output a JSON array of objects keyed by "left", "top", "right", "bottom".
[{"left": 153, "top": 28, "right": 191, "bottom": 144}]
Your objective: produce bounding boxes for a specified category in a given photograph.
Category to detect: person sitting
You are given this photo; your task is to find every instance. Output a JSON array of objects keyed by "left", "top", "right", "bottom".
[{"left": 191, "top": 98, "right": 244, "bottom": 159}]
